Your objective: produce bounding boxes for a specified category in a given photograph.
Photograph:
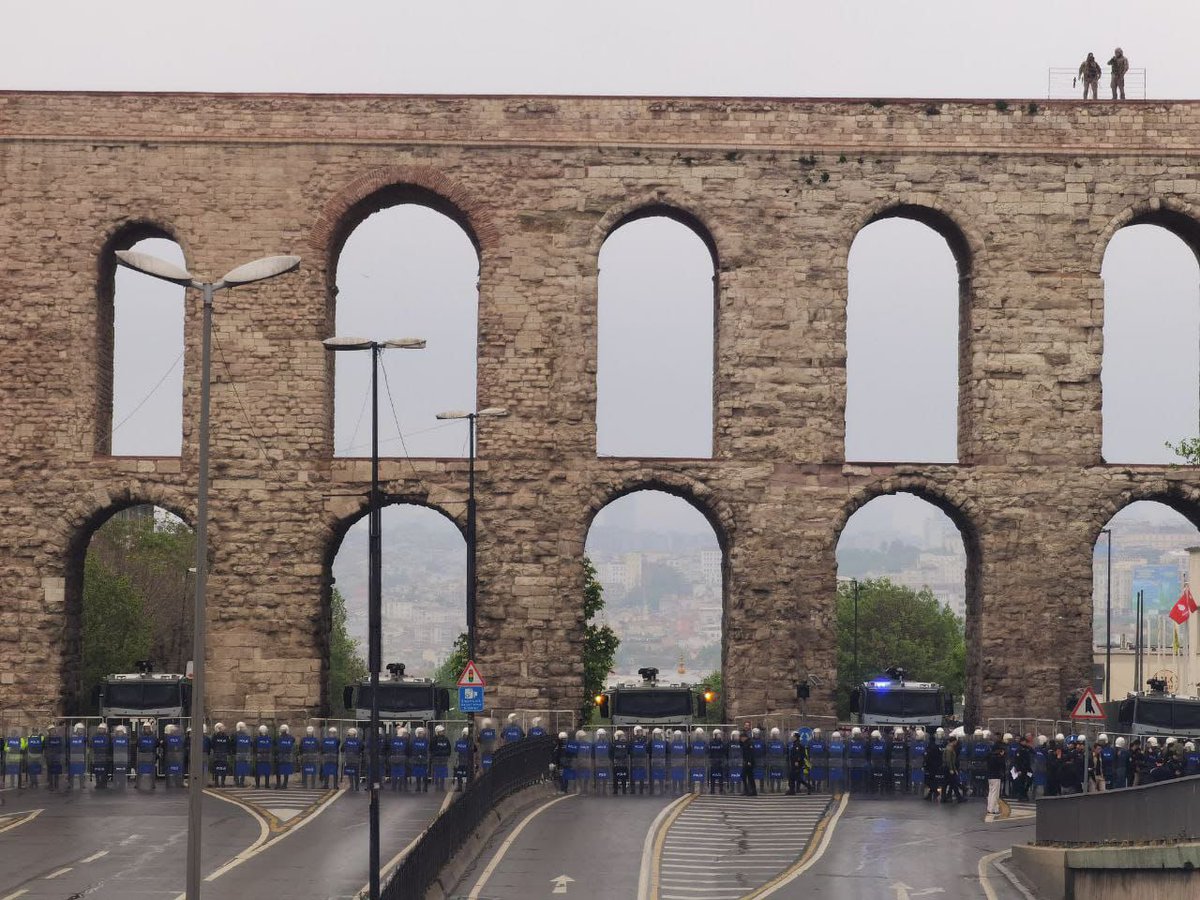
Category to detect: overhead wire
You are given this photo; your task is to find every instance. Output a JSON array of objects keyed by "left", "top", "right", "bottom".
[
  {"left": 110, "top": 350, "right": 184, "bottom": 438},
  {"left": 210, "top": 324, "right": 282, "bottom": 477}
]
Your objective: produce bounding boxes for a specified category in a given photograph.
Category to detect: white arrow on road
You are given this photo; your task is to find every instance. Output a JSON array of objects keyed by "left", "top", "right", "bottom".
[
  {"left": 551, "top": 874, "right": 575, "bottom": 894},
  {"left": 891, "top": 884, "right": 945, "bottom": 900}
]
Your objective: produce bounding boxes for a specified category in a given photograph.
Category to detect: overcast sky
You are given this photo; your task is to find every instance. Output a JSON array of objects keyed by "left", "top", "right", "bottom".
[{"left": 16, "top": 0, "right": 1200, "bottom": 542}]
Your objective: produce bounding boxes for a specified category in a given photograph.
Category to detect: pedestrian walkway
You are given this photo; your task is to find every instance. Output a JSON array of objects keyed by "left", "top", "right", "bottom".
[
  {"left": 657, "top": 793, "right": 831, "bottom": 900},
  {"left": 1003, "top": 799, "right": 1036, "bottom": 819}
]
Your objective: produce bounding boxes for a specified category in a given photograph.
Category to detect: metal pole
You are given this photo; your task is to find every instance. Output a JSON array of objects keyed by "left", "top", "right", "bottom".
[
  {"left": 185, "top": 282, "right": 213, "bottom": 900},
  {"left": 368, "top": 345, "right": 382, "bottom": 900},
  {"left": 466, "top": 414, "right": 477, "bottom": 736},
  {"left": 1135, "top": 589, "right": 1144, "bottom": 690},
  {"left": 853, "top": 579, "right": 859, "bottom": 685},
  {"left": 1104, "top": 529, "right": 1112, "bottom": 701}
]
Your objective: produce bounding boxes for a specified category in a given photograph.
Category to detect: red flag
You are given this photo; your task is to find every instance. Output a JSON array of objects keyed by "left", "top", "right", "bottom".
[{"left": 1168, "top": 586, "right": 1197, "bottom": 625}]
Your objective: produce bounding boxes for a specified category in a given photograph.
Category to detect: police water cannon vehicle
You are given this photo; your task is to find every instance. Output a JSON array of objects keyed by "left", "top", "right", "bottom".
[
  {"left": 343, "top": 662, "right": 450, "bottom": 724},
  {"left": 849, "top": 667, "right": 954, "bottom": 731},
  {"left": 594, "top": 667, "right": 712, "bottom": 728},
  {"left": 97, "top": 660, "right": 192, "bottom": 721},
  {"left": 1104, "top": 678, "right": 1200, "bottom": 741}
]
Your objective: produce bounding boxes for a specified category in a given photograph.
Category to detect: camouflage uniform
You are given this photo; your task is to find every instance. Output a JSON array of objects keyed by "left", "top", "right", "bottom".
[
  {"left": 1078, "top": 54, "right": 1101, "bottom": 100},
  {"left": 1107, "top": 49, "right": 1129, "bottom": 100}
]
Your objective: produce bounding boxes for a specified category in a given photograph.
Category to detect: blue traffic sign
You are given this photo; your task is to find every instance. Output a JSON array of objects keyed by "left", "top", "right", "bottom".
[
  {"left": 459, "top": 685, "right": 485, "bottom": 713},
  {"left": 798, "top": 727, "right": 813, "bottom": 743}
]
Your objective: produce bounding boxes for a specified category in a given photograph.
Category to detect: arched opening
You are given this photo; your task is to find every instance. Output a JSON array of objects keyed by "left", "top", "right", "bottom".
[
  {"left": 845, "top": 210, "right": 967, "bottom": 463},
  {"left": 1093, "top": 500, "right": 1200, "bottom": 701},
  {"left": 1101, "top": 221, "right": 1200, "bottom": 463},
  {"left": 66, "top": 503, "right": 195, "bottom": 714},
  {"left": 597, "top": 212, "right": 716, "bottom": 458},
  {"left": 100, "top": 230, "right": 186, "bottom": 456},
  {"left": 333, "top": 199, "right": 479, "bottom": 458},
  {"left": 835, "top": 491, "right": 972, "bottom": 723},
  {"left": 584, "top": 489, "right": 725, "bottom": 714},
  {"left": 326, "top": 503, "right": 467, "bottom": 715}
]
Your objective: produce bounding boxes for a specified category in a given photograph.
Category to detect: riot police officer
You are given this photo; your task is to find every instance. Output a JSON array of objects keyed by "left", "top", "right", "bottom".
[
  {"left": 888, "top": 727, "right": 909, "bottom": 793},
  {"left": 630, "top": 726, "right": 649, "bottom": 794},
  {"left": 46, "top": 724, "right": 65, "bottom": 791},
  {"left": 164, "top": 724, "right": 186, "bottom": 788},
  {"left": 1113, "top": 736, "right": 1130, "bottom": 789},
  {"left": 90, "top": 723, "right": 112, "bottom": 788},
  {"left": 275, "top": 724, "right": 295, "bottom": 789},
  {"left": 575, "top": 729, "right": 594, "bottom": 794},
  {"left": 1031, "top": 734, "right": 1049, "bottom": 798},
  {"left": 739, "top": 728, "right": 757, "bottom": 796},
  {"left": 560, "top": 730, "right": 576, "bottom": 792},
  {"left": 529, "top": 717, "right": 547, "bottom": 739},
  {"left": 342, "top": 727, "right": 363, "bottom": 790},
  {"left": 970, "top": 729, "right": 989, "bottom": 797},
  {"left": 253, "top": 725, "right": 273, "bottom": 789},
  {"left": 847, "top": 727, "right": 867, "bottom": 794},
  {"left": 67, "top": 722, "right": 88, "bottom": 790},
  {"left": 431, "top": 724, "right": 452, "bottom": 791},
  {"left": 24, "top": 726, "right": 44, "bottom": 789},
  {"left": 1184, "top": 741, "right": 1199, "bottom": 776},
  {"left": 479, "top": 718, "right": 498, "bottom": 772},
  {"left": 410, "top": 726, "right": 431, "bottom": 792},
  {"left": 1097, "top": 734, "right": 1114, "bottom": 791},
  {"left": 299, "top": 725, "right": 320, "bottom": 789},
  {"left": 910, "top": 729, "right": 928, "bottom": 796},
  {"left": 233, "top": 722, "right": 253, "bottom": 788},
  {"left": 612, "top": 728, "right": 631, "bottom": 795},
  {"left": 649, "top": 727, "right": 668, "bottom": 795},
  {"left": 868, "top": 729, "right": 888, "bottom": 794},
  {"left": 726, "top": 729, "right": 743, "bottom": 794},
  {"left": 707, "top": 728, "right": 727, "bottom": 795},
  {"left": 766, "top": 727, "right": 787, "bottom": 793},
  {"left": 827, "top": 728, "right": 845, "bottom": 795},
  {"left": 669, "top": 729, "right": 688, "bottom": 794},
  {"left": 454, "top": 726, "right": 474, "bottom": 791},
  {"left": 320, "top": 727, "right": 340, "bottom": 789},
  {"left": 501, "top": 713, "right": 524, "bottom": 745},
  {"left": 388, "top": 723, "right": 409, "bottom": 790},
  {"left": 593, "top": 728, "right": 612, "bottom": 793},
  {"left": 136, "top": 721, "right": 159, "bottom": 790},
  {"left": 751, "top": 727, "right": 768, "bottom": 793},
  {"left": 688, "top": 728, "right": 707, "bottom": 793},
  {"left": 112, "top": 724, "right": 131, "bottom": 789},
  {"left": 787, "top": 730, "right": 813, "bottom": 795}
]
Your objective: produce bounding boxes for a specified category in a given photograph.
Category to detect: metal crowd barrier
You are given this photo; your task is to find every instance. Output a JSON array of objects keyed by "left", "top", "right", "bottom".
[{"left": 383, "top": 734, "right": 554, "bottom": 900}]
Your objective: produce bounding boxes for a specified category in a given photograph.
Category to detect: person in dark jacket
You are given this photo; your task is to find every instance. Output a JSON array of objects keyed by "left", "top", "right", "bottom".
[
  {"left": 740, "top": 727, "right": 758, "bottom": 796},
  {"left": 923, "top": 736, "right": 944, "bottom": 801},
  {"left": 942, "top": 737, "right": 965, "bottom": 802},
  {"left": 786, "top": 731, "right": 813, "bottom": 795},
  {"left": 1012, "top": 736, "right": 1032, "bottom": 801}
]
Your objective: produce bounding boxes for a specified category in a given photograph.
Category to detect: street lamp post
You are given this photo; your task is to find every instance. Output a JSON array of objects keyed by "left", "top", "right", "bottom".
[
  {"left": 115, "top": 249, "right": 300, "bottom": 900},
  {"left": 1101, "top": 528, "right": 1113, "bottom": 700},
  {"left": 434, "top": 408, "right": 509, "bottom": 666},
  {"left": 323, "top": 336, "right": 425, "bottom": 900},
  {"left": 853, "top": 578, "right": 860, "bottom": 685}
]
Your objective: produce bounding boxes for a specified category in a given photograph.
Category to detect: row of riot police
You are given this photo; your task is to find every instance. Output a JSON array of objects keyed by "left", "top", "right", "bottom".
[
  {"left": 3, "top": 721, "right": 186, "bottom": 791},
  {"left": 554, "top": 726, "right": 804, "bottom": 795}
]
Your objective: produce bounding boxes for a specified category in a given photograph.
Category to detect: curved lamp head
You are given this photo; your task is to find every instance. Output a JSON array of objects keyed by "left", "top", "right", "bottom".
[
  {"left": 222, "top": 255, "right": 301, "bottom": 286},
  {"left": 323, "top": 337, "right": 374, "bottom": 352},
  {"left": 115, "top": 249, "right": 194, "bottom": 286}
]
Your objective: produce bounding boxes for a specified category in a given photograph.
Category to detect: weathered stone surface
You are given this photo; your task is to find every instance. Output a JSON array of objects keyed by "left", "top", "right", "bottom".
[{"left": 1, "top": 93, "right": 1199, "bottom": 725}]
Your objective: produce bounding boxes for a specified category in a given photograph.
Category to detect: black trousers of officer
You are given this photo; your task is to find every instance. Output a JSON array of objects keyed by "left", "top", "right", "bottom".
[
  {"left": 743, "top": 762, "right": 757, "bottom": 795},
  {"left": 943, "top": 769, "right": 965, "bottom": 801},
  {"left": 788, "top": 765, "right": 812, "bottom": 794}
]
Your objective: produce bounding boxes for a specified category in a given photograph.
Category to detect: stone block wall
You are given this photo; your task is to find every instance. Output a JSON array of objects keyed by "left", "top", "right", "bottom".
[{"left": 1, "top": 92, "right": 1199, "bottom": 723}]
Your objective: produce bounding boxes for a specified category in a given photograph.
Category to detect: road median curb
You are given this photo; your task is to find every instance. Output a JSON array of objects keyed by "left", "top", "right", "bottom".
[{"left": 426, "top": 780, "right": 559, "bottom": 900}]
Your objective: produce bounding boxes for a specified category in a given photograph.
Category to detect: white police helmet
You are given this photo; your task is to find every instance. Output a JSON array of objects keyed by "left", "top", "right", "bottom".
[
  {"left": 1115, "top": 736, "right": 1126, "bottom": 748},
  {"left": 770, "top": 727, "right": 781, "bottom": 738},
  {"left": 328, "top": 726, "right": 338, "bottom": 735},
  {"left": 507, "top": 713, "right": 518, "bottom": 724},
  {"left": 280, "top": 724, "right": 289, "bottom": 733},
  {"left": 415, "top": 726, "right": 426, "bottom": 737},
  {"left": 236, "top": 721, "right": 246, "bottom": 731},
  {"left": 558, "top": 731, "right": 568, "bottom": 740},
  {"left": 1003, "top": 733, "right": 1013, "bottom": 742},
  {"left": 731, "top": 730, "right": 741, "bottom": 740},
  {"left": 215, "top": 722, "right": 225, "bottom": 733},
  {"left": 463, "top": 727, "right": 471, "bottom": 738},
  {"left": 935, "top": 727, "right": 945, "bottom": 738},
  {"left": 1186, "top": 742, "right": 1195, "bottom": 752},
  {"left": 1097, "top": 733, "right": 1108, "bottom": 743},
  {"left": 851, "top": 726, "right": 862, "bottom": 737},
  {"left": 1147, "top": 736, "right": 1159, "bottom": 748},
  {"left": 348, "top": 728, "right": 358, "bottom": 737},
  {"left": 871, "top": 730, "right": 882, "bottom": 739},
  {"left": 615, "top": 729, "right": 626, "bottom": 740},
  {"left": 306, "top": 725, "right": 315, "bottom": 735},
  {"left": 435, "top": 724, "right": 445, "bottom": 735},
  {"left": 1055, "top": 733, "right": 1065, "bottom": 742},
  {"left": 258, "top": 725, "right": 268, "bottom": 735},
  {"left": 98, "top": 722, "right": 108, "bottom": 732},
  {"left": 673, "top": 730, "right": 683, "bottom": 739},
  {"left": 1037, "top": 735, "right": 1048, "bottom": 746}
]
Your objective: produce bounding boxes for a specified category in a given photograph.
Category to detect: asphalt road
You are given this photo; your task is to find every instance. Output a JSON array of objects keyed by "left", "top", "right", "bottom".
[
  {"left": 773, "top": 793, "right": 1037, "bottom": 900},
  {"left": 452, "top": 791, "right": 678, "bottom": 900},
  {"left": 0, "top": 782, "right": 445, "bottom": 899}
]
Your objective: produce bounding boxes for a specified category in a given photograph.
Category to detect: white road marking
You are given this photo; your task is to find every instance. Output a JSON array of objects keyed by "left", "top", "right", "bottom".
[
  {"left": 994, "top": 859, "right": 1039, "bottom": 900},
  {"left": 80, "top": 850, "right": 109, "bottom": 864},
  {"left": 551, "top": 874, "right": 575, "bottom": 893},
  {"left": 44, "top": 868, "right": 72, "bottom": 880},
  {"left": 744, "top": 792, "right": 849, "bottom": 899},
  {"left": 636, "top": 793, "right": 693, "bottom": 900},
  {"left": 467, "top": 793, "right": 576, "bottom": 900},
  {"left": 353, "top": 812, "right": 439, "bottom": 899},
  {"left": 0, "top": 810, "right": 41, "bottom": 833},
  {"left": 0, "top": 890, "right": 29, "bottom": 900}
]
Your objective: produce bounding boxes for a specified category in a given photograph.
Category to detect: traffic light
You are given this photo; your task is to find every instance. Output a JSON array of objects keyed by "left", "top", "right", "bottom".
[{"left": 594, "top": 693, "right": 610, "bottom": 719}]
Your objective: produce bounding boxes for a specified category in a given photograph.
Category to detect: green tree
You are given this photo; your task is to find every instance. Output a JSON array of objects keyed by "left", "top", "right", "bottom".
[
  {"left": 431, "top": 632, "right": 470, "bottom": 687},
  {"left": 81, "top": 555, "right": 153, "bottom": 713},
  {"left": 698, "top": 670, "right": 724, "bottom": 723},
  {"left": 327, "top": 587, "right": 368, "bottom": 715},
  {"left": 835, "top": 578, "right": 965, "bottom": 720},
  {"left": 1167, "top": 438, "right": 1200, "bottom": 464},
  {"left": 582, "top": 556, "right": 620, "bottom": 722}
]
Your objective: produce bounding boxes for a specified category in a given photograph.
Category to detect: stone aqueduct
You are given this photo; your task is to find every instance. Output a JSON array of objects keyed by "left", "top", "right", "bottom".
[{"left": 2, "top": 91, "right": 1200, "bottom": 725}]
